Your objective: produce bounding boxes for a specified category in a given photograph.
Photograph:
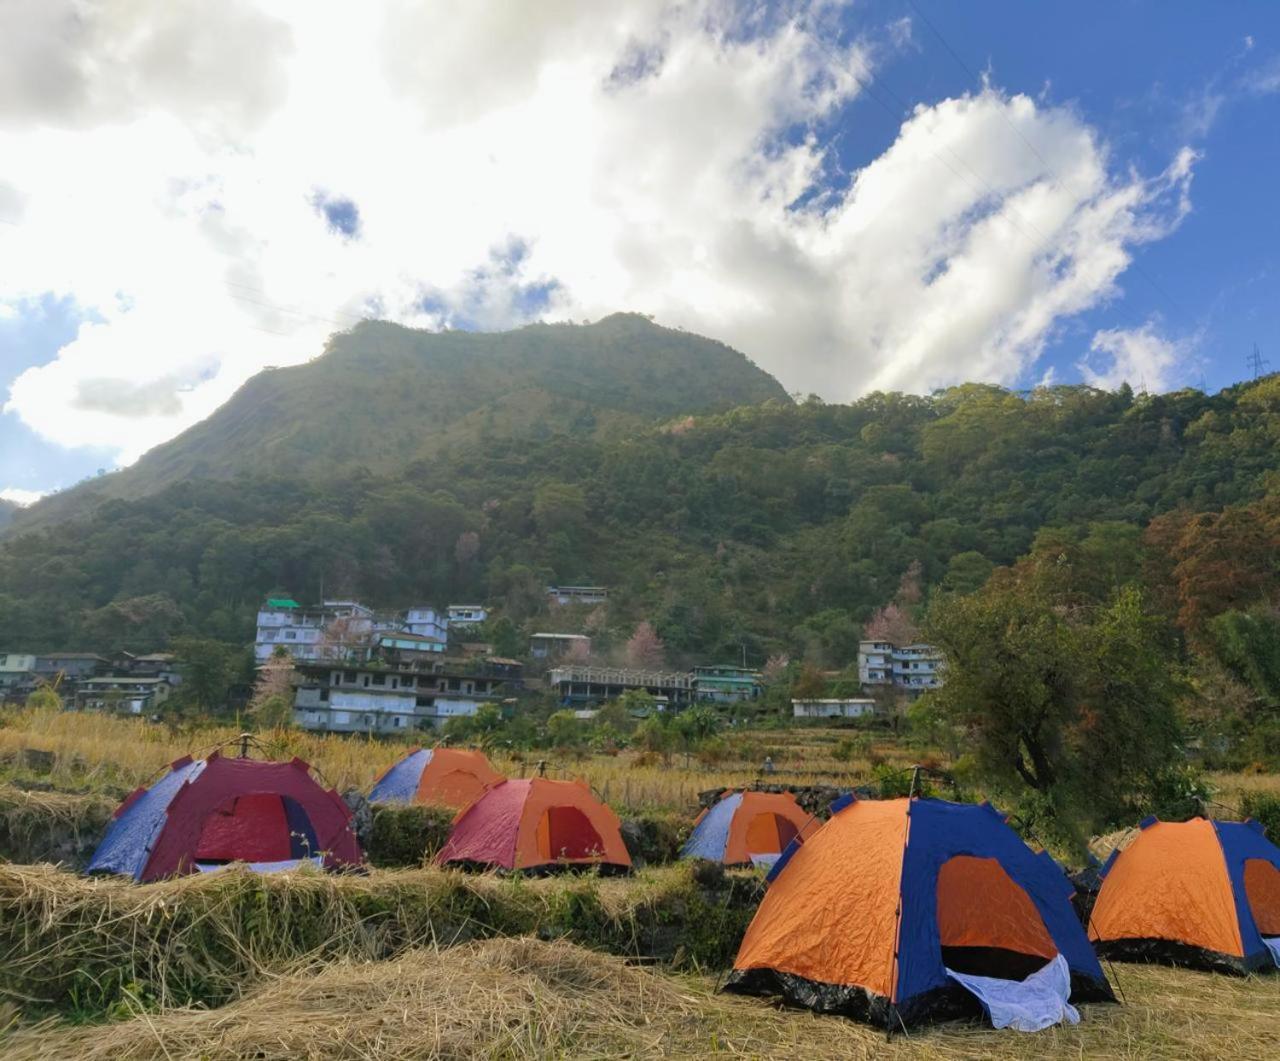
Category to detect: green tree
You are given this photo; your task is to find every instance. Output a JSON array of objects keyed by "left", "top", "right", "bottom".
[
  {"left": 925, "top": 571, "right": 1183, "bottom": 847},
  {"left": 25, "top": 685, "right": 61, "bottom": 711},
  {"left": 171, "top": 637, "right": 240, "bottom": 716},
  {"left": 545, "top": 709, "right": 582, "bottom": 748},
  {"left": 252, "top": 693, "right": 294, "bottom": 729}
]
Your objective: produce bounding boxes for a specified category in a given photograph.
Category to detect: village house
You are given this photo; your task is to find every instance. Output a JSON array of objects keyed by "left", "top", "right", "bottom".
[
  {"left": 75, "top": 675, "right": 173, "bottom": 715},
  {"left": 858, "top": 640, "right": 944, "bottom": 696},
  {"left": 376, "top": 631, "right": 447, "bottom": 661},
  {"left": 404, "top": 606, "right": 448, "bottom": 642},
  {"left": 547, "top": 664, "right": 694, "bottom": 708},
  {"left": 546, "top": 585, "right": 608, "bottom": 606},
  {"left": 34, "top": 653, "right": 108, "bottom": 682},
  {"left": 792, "top": 697, "right": 878, "bottom": 719},
  {"left": 446, "top": 604, "right": 488, "bottom": 626},
  {"left": 0, "top": 653, "right": 37, "bottom": 699},
  {"left": 115, "top": 652, "right": 184, "bottom": 685},
  {"left": 529, "top": 632, "right": 592, "bottom": 659}
]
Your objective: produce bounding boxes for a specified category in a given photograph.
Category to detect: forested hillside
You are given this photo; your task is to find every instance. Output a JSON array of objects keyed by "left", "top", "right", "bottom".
[
  {"left": 9, "top": 313, "right": 788, "bottom": 533},
  {"left": 2, "top": 375, "right": 1279, "bottom": 668}
]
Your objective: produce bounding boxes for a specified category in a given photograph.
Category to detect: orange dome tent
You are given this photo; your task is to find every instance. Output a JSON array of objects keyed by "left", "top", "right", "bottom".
[
  {"left": 1090, "top": 817, "right": 1280, "bottom": 973},
  {"left": 437, "top": 778, "right": 631, "bottom": 872},
  {"left": 681, "top": 790, "right": 819, "bottom": 866},
  {"left": 726, "top": 797, "right": 1111, "bottom": 1028},
  {"left": 369, "top": 748, "right": 504, "bottom": 810}
]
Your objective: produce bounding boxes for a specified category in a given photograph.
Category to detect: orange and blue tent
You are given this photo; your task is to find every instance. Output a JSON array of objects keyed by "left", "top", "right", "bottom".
[
  {"left": 726, "top": 797, "right": 1111, "bottom": 1028},
  {"left": 437, "top": 778, "right": 631, "bottom": 872},
  {"left": 369, "top": 747, "right": 503, "bottom": 810},
  {"left": 681, "top": 790, "right": 818, "bottom": 866},
  {"left": 1089, "top": 817, "right": 1280, "bottom": 973},
  {"left": 88, "top": 752, "right": 362, "bottom": 881}
]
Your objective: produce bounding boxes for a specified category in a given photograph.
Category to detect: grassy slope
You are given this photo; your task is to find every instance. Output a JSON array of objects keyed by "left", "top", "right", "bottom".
[{"left": 10, "top": 314, "right": 788, "bottom": 533}]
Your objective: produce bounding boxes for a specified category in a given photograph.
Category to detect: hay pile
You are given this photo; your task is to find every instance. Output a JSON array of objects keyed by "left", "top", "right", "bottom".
[
  {"left": 0, "top": 862, "right": 761, "bottom": 1016},
  {"left": 6, "top": 938, "right": 1280, "bottom": 1060},
  {"left": 1, "top": 937, "right": 871, "bottom": 1059},
  {"left": 0, "top": 786, "right": 114, "bottom": 866}
]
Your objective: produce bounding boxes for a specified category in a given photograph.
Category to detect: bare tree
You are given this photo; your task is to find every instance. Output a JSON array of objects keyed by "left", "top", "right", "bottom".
[
  {"left": 626, "top": 621, "right": 665, "bottom": 669},
  {"left": 250, "top": 647, "right": 295, "bottom": 711},
  {"left": 862, "top": 602, "right": 920, "bottom": 645},
  {"left": 762, "top": 652, "right": 791, "bottom": 685}
]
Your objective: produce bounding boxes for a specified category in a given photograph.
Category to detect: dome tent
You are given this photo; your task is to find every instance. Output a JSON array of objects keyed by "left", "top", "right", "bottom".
[
  {"left": 681, "top": 790, "right": 818, "bottom": 866},
  {"left": 437, "top": 778, "right": 631, "bottom": 873},
  {"left": 726, "top": 797, "right": 1112, "bottom": 1030},
  {"left": 1089, "top": 816, "right": 1280, "bottom": 973},
  {"left": 369, "top": 747, "right": 504, "bottom": 810},
  {"left": 89, "top": 750, "right": 362, "bottom": 881}
]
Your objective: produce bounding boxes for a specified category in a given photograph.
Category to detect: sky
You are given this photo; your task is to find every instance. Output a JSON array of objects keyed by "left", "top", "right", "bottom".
[{"left": 1, "top": 1, "right": 1278, "bottom": 502}]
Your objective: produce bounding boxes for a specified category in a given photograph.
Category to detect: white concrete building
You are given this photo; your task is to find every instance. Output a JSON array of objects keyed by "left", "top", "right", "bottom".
[
  {"left": 858, "top": 640, "right": 944, "bottom": 695},
  {"left": 255, "top": 598, "right": 376, "bottom": 662},
  {"left": 447, "top": 604, "right": 488, "bottom": 626},
  {"left": 792, "top": 698, "right": 877, "bottom": 719},
  {"left": 291, "top": 662, "right": 510, "bottom": 733}
]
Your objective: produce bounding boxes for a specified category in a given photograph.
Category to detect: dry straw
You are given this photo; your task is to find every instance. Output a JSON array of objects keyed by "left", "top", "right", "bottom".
[{"left": 5, "top": 935, "right": 1280, "bottom": 1060}]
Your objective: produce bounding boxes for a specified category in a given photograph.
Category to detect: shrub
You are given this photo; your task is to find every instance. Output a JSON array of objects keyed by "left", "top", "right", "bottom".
[
  {"left": 366, "top": 803, "right": 456, "bottom": 867},
  {"left": 1240, "top": 791, "right": 1280, "bottom": 841}
]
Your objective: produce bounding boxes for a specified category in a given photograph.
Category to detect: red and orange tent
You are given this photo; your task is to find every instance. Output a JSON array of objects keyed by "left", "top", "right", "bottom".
[
  {"left": 369, "top": 747, "right": 504, "bottom": 810},
  {"left": 1090, "top": 817, "right": 1280, "bottom": 973},
  {"left": 437, "top": 778, "right": 631, "bottom": 872},
  {"left": 681, "top": 790, "right": 818, "bottom": 865}
]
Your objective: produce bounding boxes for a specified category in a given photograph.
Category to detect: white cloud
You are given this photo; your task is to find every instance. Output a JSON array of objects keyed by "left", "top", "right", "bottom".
[
  {"left": 0, "top": 0, "right": 1197, "bottom": 479},
  {"left": 0, "top": 488, "right": 45, "bottom": 506},
  {"left": 1078, "top": 323, "right": 1187, "bottom": 392}
]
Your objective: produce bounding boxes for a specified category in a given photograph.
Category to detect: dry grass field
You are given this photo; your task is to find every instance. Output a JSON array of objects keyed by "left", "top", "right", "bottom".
[
  {"left": 2, "top": 706, "right": 1279, "bottom": 1059},
  {"left": 0, "top": 707, "right": 912, "bottom": 812}
]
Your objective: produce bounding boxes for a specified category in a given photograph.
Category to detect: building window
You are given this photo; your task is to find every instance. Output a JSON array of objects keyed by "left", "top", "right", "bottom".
[
  {"left": 372, "top": 673, "right": 386, "bottom": 686},
  {"left": 319, "top": 688, "right": 329, "bottom": 702}
]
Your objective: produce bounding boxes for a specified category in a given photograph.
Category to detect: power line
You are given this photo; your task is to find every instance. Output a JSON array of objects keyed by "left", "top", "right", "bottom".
[{"left": 1247, "top": 343, "right": 1270, "bottom": 379}]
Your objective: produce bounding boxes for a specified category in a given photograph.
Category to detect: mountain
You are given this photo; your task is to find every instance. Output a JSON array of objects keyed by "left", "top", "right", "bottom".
[
  {"left": 3, "top": 373, "right": 1280, "bottom": 661},
  {"left": 10, "top": 314, "right": 789, "bottom": 533},
  {"left": 0, "top": 500, "right": 16, "bottom": 531}
]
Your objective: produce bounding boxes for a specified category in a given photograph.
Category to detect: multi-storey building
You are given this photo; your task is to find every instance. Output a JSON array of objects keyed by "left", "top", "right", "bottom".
[
  {"left": 858, "top": 640, "right": 944, "bottom": 695},
  {"left": 692, "top": 665, "right": 762, "bottom": 703},
  {"left": 254, "top": 598, "right": 376, "bottom": 662},
  {"left": 255, "top": 599, "right": 451, "bottom": 663},
  {"left": 291, "top": 658, "right": 518, "bottom": 734}
]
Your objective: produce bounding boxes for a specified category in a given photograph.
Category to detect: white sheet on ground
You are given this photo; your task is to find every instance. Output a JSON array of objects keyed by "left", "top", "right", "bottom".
[
  {"left": 1263, "top": 936, "right": 1280, "bottom": 968},
  {"left": 195, "top": 856, "right": 324, "bottom": 874},
  {"left": 944, "top": 953, "right": 1080, "bottom": 1032}
]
